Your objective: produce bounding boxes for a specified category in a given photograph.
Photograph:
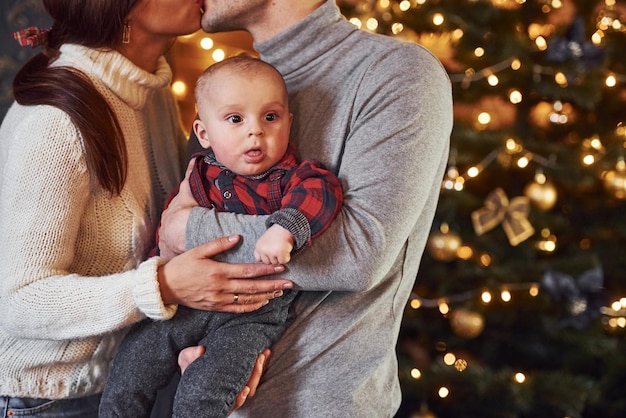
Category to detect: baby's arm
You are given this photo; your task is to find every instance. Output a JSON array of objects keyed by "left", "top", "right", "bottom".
[
  {"left": 255, "top": 159, "right": 343, "bottom": 265},
  {"left": 254, "top": 224, "right": 296, "bottom": 265}
]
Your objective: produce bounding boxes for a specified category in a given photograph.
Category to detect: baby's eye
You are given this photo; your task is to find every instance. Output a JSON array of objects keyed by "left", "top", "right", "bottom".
[
  {"left": 265, "top": 113, "right": 277, "bottom": 122},
  {"left": 227, "top": 115, "right": 242, "bottom": 123}
]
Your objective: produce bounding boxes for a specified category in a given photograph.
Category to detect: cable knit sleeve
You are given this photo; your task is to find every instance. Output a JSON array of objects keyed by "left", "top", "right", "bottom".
[{"left": 0, "top": 106, "right": 175, "bottom": 341}]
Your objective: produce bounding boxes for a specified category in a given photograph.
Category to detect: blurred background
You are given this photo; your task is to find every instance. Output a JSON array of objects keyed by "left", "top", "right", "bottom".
[{"left": 2, "top": 1, "right": 626, "bottom": 417}]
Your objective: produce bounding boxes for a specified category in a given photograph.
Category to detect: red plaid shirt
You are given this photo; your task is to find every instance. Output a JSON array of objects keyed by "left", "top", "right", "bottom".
[{"left": 157, "top": 143, "right": 342, "bottom": 252}]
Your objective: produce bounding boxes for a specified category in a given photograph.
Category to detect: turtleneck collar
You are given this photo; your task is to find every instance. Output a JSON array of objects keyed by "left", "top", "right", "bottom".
[
  {"left": 53, "top": 44, "right": 173, "bottom": 110},
  {"left": 254, "top": 0, "right": 356, "bottom": 77}
]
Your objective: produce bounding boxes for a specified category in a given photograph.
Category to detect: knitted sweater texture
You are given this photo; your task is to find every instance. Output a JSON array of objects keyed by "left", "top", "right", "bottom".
[
  {"left": 186, "top": 1, "right": 453, "bottom": 417},
  {"left": 0, "top": 44, "right": 186, "bottom": 399}
]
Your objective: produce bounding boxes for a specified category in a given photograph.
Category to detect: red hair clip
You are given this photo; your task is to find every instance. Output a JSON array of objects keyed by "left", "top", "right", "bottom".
[{"left": 13, "top": 26, "right": 51, "bottom": 48}]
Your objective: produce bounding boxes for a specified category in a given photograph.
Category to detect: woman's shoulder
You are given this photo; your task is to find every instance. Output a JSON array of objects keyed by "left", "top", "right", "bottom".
[
  {"left": 8, "top": 102, "right": 78, "bottom": 136},
  {"left": 3, "top": 102, "right": 84, "bottom": 157}
]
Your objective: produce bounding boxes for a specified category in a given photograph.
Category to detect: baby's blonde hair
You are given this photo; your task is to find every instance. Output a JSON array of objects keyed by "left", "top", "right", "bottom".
[{"left": 195, "top": 54, "right": 288, "bottom": 107}]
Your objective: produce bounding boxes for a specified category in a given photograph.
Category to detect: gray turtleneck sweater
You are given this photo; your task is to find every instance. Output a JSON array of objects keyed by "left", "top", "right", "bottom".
[{"left": 186, "top": 1, "right": 452, "bottom": 416}]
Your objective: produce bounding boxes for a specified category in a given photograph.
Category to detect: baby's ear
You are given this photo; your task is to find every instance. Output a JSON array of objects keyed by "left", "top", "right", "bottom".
[{"left": 193, "top": 119, "right": 211, "bottom": 149}]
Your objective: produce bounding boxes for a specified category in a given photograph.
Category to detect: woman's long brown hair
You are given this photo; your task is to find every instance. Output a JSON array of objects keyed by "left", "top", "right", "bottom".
[{"left": 12, "top": 0, "right": 139, "bottom": 195}]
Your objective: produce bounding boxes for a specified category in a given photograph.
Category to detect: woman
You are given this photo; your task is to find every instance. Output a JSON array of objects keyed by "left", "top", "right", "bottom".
[{"left": 0, "top": 1, "right": 292, "bottom": 416}]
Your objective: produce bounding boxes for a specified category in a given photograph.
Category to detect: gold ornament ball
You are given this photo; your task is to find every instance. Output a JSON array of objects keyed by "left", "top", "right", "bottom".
[
  {"left": 491, "top": 0, "right": 523, "bottom": 10},
  {"left": 426, "top": 228, "right": 461, "bottom": 262},
  {"left": 524, "top": 180, "right": 557, "bottom": 211},
  {"left": 449, "top": 308, "right": 484, "bottom": 339},
  {"left": 411, "top": 403, "right": 436, "bottom": 418},
  {"left": 603, "top": 169, "right": 626, "bottom": 199}
]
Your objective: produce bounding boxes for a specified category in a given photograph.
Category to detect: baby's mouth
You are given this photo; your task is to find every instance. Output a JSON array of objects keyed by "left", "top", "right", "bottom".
[{"left": 244, "top": 148, "right": 264, "bottom": 163}]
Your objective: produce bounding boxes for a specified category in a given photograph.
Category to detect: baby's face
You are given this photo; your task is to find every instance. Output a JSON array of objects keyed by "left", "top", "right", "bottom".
[{"left": 196, "top": 70, "right": 292, "bottom": 176}]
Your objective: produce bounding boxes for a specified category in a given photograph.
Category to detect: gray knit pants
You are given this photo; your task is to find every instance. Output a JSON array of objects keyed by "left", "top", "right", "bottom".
[{"left": 99, "top": 291, "right": 296, "bottom": 418}]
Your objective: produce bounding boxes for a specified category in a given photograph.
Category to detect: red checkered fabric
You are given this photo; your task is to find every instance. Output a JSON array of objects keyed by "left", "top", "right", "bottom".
[{"left": 13, "top": 26, "right": 50, "bottom": 48}]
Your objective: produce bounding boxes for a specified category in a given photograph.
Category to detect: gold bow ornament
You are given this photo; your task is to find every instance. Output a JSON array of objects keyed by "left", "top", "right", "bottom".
[{"left": 471, "top": 188, "right": 535, "bottom": 246}]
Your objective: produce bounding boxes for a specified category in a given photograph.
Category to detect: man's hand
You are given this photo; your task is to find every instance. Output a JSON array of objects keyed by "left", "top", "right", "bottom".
[
  {"left": 159, "top": 159, "right": 199, "bottom": 260},
  {"left": 231, "top": 349, "right": 269, "bottom": 413},
  {"left": 178, "top": 346, "right": 270, "bottom": 414}
]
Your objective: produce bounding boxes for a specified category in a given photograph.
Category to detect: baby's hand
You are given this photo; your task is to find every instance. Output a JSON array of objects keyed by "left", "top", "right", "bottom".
[{"left": 254, "top": 224, "right": 295, "bottom": 265}]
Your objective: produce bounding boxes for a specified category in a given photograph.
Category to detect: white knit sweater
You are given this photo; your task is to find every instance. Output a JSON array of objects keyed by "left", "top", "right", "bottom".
[{"left": 0, "top": 44, "right": 186, "bottom": 399}]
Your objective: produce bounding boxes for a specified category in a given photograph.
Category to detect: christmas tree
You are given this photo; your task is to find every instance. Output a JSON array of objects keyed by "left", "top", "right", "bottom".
[{"left": 338, "top": 0, "right": 626, "bottom": 417}]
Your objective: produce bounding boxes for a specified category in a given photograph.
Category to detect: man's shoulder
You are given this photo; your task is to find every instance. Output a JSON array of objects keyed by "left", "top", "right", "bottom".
[
  {"left": 350, "top": 27, "right": 426, "bottom": 53},
  {"left": 345, "top": 28, "right": 446, "bottom": 75}
]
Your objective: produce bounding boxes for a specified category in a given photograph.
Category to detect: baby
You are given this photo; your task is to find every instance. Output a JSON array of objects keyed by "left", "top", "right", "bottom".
[{"left": 100, "top": 55, "right": 343, "bottom": 418}]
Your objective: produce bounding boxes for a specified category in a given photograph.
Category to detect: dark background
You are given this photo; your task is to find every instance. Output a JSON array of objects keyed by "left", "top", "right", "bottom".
[{"left": 0, "top": 0, "right": 51, "bottom": 119}]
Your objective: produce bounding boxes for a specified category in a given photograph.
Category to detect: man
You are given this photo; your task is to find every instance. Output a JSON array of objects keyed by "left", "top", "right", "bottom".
[{"left": 160, "top": 0, "right": 452, "bottom": 416}]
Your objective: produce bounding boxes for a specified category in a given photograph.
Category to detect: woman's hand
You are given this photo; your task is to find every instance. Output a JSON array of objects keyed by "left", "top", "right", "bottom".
[
  {"left": 158, "top": 235, "right": 293, "bottom": 313},
  {"left": 178, "top": 346, "right": 270, "bottom": 413}
]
